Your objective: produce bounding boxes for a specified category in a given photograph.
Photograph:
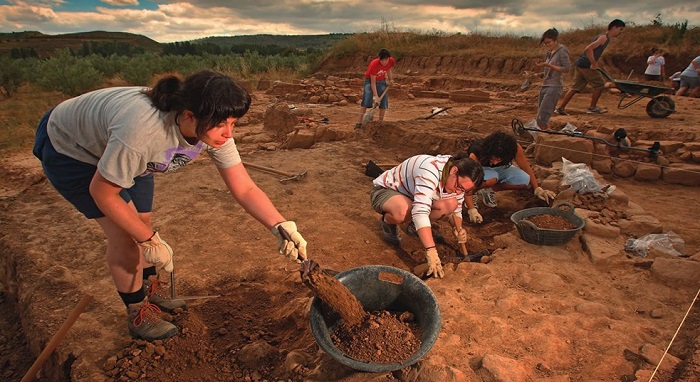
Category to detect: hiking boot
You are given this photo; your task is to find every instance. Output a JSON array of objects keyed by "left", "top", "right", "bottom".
[
  {"left": 554, "top": 108, "right": 568, "bottom": 115},
  {"left": 586, "top": 107, "right": 607, "bottom": 114},
  {"left": 405, "top": 222, "right": 446, "bottom": 244},
  {"left": 479, "top": 188, "right": 497, "bottom": 208},
  {"left": 127, "top": 298, "right": 178, "bottom": 341},
  {"left": 354, "top": 123, "right": 362, "bottom": 129},
  {"left": 379, "top": 217, "right": 401, "bottom": 246},
  {"left": 144, "top": 276, "right": 187, "bottom": 313}
]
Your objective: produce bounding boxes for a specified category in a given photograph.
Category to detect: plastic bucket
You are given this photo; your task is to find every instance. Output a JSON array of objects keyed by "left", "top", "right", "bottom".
[{"left": 309, "top": 265, "right": 441, "bottom": 372}]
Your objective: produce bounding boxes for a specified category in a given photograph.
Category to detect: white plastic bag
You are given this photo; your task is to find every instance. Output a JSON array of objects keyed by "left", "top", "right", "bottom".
[
  {"left": 560, "top": 122, "right": 577, "bottom": 134},
  {"left": 625, "top": 231, "right": 686, "bottom": 258},
  {"left": 560, "top": 157, "right": 603, "bottom": 194},
  {"left": 524, "top": 119, "right": 541, "bottom": 139}
]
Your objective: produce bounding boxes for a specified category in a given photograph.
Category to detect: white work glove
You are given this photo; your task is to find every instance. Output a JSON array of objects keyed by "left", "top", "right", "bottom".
[
  {"left": 425, "top": 248, "right": 444, "bottom": 279},
  {"left": 372, "top": 95, "right": 380, "bottom": 106},
  {"left": 271, "top": 221, "right": 308, "bottom": 262},
  {"left": 137, "top": 232, "right": 174, "bottom": 273},
  {"left": 452, "top": 226, "right": 467, "bottom": 244},
  {"left": 534, "top": 186, "right": 556, "bottom": 204},
  {"left": 467, "top": 208, "right": 483, "bottom": 224}
]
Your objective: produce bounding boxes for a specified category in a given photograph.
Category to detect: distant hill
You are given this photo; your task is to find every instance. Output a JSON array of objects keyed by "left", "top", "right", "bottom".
[
  {"left": 191, "top": 33, "right": 352, "bottom": 50},
  {"left": 0, "top": 31, "right": 162, "bottom": 58},
  {"left": 0, "top": 31, "right": 352, "bottom": 58}
]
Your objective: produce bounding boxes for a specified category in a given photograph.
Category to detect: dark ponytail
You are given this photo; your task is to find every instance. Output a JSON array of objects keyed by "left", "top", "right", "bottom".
[{"left": 143, "top": 75, "right": 184, "bottom": 112}]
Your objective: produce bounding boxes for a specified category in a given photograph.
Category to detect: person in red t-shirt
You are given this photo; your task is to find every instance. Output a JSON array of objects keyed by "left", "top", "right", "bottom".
[{"left": 355, "top": 48, "right": 396, "bottom": 128}]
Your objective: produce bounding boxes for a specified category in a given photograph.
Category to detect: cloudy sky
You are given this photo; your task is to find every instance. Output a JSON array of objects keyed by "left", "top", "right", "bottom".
[{"left": 0, "top": 0, "right": 698, "bottom": 43}]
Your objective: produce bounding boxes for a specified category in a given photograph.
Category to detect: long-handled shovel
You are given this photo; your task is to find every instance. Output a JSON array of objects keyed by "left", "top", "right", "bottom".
[{"left": 362, "top": 86, "right": 389, "bottom": 123}]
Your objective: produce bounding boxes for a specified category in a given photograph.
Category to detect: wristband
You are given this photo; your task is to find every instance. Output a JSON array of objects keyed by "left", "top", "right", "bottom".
[
  {"left": 137, "top": 231, "right": 157, "bottom": 244},
  {"left": 425, "top": 246, "right": 436, "bottom": 250}
]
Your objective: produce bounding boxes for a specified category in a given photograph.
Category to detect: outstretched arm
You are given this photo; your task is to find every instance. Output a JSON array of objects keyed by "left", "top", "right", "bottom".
[
  {"left": 217, "top": 162, "right": 285, "bottom": 228},
  {"left": 218, "top": 162, "right": 307, "bottom": 261},
  {"left": 513, "top": 144, "right": 538, "bottom": 189}
]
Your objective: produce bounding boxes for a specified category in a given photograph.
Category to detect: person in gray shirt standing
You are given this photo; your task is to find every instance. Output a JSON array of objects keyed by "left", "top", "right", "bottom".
[{"left": 534, "top": 28, "right": 570, "bottom": 129}]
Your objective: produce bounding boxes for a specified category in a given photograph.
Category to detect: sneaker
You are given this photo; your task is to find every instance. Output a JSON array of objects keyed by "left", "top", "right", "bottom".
[
  {"left": 405, "top": 222, "right": 446, "bottom": 244},
  {"left": 144, "top": 276, "right": 187, "bottom": 313},
  {"left": 554, "top": 108, "right": 568, "bottom": 115},
  {"left": 479, "top": 188, "right": 497, "bottom": 208},
  {"left": 127, "top": 298, "right": 178, "bottom": 341},
  {"left": 586, "top": 107, "right": 607, "bottom": 114},
  {"left": 354, "top": 123, "right": 362, "bottom": 129},
  {"left": 379, "top": 217, "right": 401, "bottom": 246}
]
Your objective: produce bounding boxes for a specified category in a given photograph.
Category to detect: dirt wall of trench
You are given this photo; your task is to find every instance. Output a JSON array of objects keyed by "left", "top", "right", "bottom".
[{"left": 317, "top": 53, "right": 693, "bottom": 81}]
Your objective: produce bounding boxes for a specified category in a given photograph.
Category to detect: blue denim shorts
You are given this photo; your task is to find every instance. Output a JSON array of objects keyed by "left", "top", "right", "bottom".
[
  {"left": 33, "top": 109, "right": 154, "bottom": 219},
  {"left": 361, "top": 79, "right": 388, "bottom": 109}
]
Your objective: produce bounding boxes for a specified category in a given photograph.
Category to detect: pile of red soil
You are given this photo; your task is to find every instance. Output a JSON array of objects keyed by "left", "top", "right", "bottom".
[
  {"left": 524, "top": 214, "right": 577, "bottom": 230},
  {"left": 331, "top": 310, "right": 421, "bottom": 363}
]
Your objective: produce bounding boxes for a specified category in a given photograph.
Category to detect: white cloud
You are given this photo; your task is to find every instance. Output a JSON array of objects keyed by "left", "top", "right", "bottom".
[
  {"left": 101, "top": 0, "right": 140, "bottom": 6},
  {"left": 1, "top": 0, "right": 698, "bottom": 42}
]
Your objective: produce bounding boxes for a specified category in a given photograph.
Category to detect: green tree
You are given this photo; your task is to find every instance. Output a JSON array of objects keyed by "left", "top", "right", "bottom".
[
  {"left": 0, "top": 57, "right": 31, "bottom": 97},
  {"left": 36, "top": 49, "right": 104, "bottom": 96},
  {"left": 119, "top": 53, "right": 164, "bottom": 85}
]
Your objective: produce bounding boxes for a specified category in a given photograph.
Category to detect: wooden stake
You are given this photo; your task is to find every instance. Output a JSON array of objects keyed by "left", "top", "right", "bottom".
[{"left": 21, "top": 295, "right": 93, "bottom": 382}]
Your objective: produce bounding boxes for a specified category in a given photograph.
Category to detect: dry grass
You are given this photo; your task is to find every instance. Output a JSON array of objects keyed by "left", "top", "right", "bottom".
[
  {"left": 0, "top": 83, "right": 66, "bottom": 152},
  {"left": 327, "top": 24, "right": 699, "bottom": 62}
]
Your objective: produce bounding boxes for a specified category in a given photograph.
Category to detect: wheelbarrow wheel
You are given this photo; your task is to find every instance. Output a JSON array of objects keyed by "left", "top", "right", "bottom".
[{"left": 646, "top": 95, "right": 675, "bottom": 118}]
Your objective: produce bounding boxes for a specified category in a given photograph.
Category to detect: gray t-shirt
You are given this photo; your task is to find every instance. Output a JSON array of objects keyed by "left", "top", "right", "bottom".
[
  {"left": 47, "top": 87, "right": 241, "bottom": 188},
  {"left": 542, "top": 45, "right": 571, "bottom": 87},
  {"left": 681, "top": 56, "right": 700, "bottom": 79}
]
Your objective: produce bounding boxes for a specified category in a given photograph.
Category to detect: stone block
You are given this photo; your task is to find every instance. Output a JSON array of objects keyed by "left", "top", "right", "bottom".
[
  {"left": 650, "top": 258, "right": 700, "bottom": 287},
  {"left": 633, "top": 163, "right": 662, "bottom": 181},
  {"left": 583, "top": 218, "right": 621, "bottom": 238},
  {"left": 662, "top": 164, "right": 700, "bottom": 186},
  {"left": 535, "top": 135, "right": 594, "bottom": 166},
  {"left": 683, "top": 142, "right": 700, "bottom": 151},
  {"left": 591, "top": 159, "right": 612, "bottom": 174},
  {"left": 612, "top": 159, "right": 636, "bottom": 178},
  {"left": 618, "top": 215, "right": 663, "bottom": 237},
  {"left": 449, "top": 89, "right": 490, "bottom": 103},
  {"left": 657, "top": 140, "right": 684, "bottom": 154}
]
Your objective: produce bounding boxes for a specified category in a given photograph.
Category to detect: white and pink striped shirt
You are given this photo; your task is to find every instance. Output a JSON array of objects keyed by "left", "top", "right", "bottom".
[{"left": 373, "top": 154, "right": 463, "bottom": 230}]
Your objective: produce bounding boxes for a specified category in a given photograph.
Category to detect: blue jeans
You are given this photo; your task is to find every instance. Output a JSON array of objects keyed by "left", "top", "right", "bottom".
[
  {"left": 361, "top": 79, "right": 388, "bottom": 109},
  {"left": 483, "top": 165, "right": 530, "bottom": 187},
  {"left": 33, "top": 109, "right": 154, "bottom": 219}
]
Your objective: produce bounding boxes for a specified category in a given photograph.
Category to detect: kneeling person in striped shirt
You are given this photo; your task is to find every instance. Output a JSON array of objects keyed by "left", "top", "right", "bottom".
[{"left": 370, "top": 154, "right": 484, "bottom": 278}]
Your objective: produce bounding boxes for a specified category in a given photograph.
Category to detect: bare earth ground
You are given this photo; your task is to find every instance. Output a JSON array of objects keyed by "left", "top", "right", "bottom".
[{"left": 1, "top": 74, "right": 700, "bottom": 381}]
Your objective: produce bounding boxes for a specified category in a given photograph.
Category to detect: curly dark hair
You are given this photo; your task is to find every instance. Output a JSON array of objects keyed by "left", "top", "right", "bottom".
[{"left": 479, "top": 131, "right": 518, "bottom": 166}]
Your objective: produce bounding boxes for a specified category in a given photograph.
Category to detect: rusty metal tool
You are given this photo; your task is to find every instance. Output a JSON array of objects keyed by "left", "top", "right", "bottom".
[
  {"left": 243, "top": 161, "right": 308, "bottom": 182},
  {"left": 170, "top": 270, "right": 176, "bottom": 299}
]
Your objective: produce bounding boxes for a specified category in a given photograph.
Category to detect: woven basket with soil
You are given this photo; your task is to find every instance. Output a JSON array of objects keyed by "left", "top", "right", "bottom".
[{"left": 510, "top": 202, "right": 584, "bottom": 245}]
